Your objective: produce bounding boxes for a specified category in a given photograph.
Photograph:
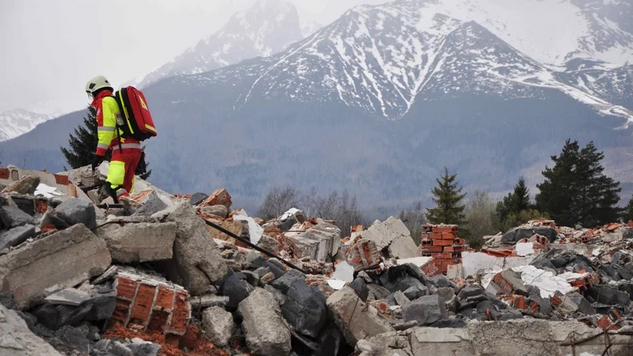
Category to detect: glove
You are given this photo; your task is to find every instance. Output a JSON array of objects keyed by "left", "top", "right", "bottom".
[{"left": 91, "top": 154, "right": 105, "bottom": 172}]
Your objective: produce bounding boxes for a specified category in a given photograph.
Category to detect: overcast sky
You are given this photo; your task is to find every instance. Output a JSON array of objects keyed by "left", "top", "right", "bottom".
[{"left": 0, "top": 0, "right": 387, "bottom": 116}]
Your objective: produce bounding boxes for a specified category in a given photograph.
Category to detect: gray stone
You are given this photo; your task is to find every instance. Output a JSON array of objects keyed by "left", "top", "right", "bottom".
[
  {"left": 39, "top": 208, "right": 69, "bottom": 231},
  {"left": 95, "top": 222, "right": 176, "bottom": 263},
  {"left": 199, "top": 205, "right": 229, "bottom": 219},
  {"left": 189, "top": 192, "right": 208, "bottom": 206},
  {"left": 271, "top": 269, "right": 306, "bottom": 294},
  {"left": 238, "top": 288, "right": 291, "bottom": 356},
  {"left": 500, "top": 269, "right": 528, "bottom": 295},
  {"left": 133, "top": 191, "right": 168, "bottom": 216},
  {"left": 127, "top": 340, "right": 161, "bottom": 356},
  {"left": 202, "top": 306, "right": 234, "bottom": 347},
  {"left": 55, "top": 198, "right": 96, "bottom": 230},
  {"left": 586, "top": 285, "right": 631, "bottom": 307},
  {"left": 403, "top": 294, "right": 448, "bottom": 326},
  {"left": 0, "top": 224, "right": 111, "bottom": 309},
  {"left": 56, "top": 325, "right": 90, "bottom": 355},
  {"left": 393, "top": 291, "right": 410, "bottom": 306},
  {"left": 281, "top": 279, "right": 328, "bottom": 338},
  {"left": 431, "top": 274, "right": 457, "bottom": 289},
  {"left": 0, "top": 206, "right": 36, "bottom": 228},
  {"left": 190, "top": 294, "right": 229, "bottom": 309},
  {"left": 44, "top": 288, "right": 90, "bottom": 306},
  {"left": 109, "top": 340, "right": 133, "bottom": 356},
  {"left": 221, "top": 274, "right": 252, "bottom": 310},
  {"left": 0, "top": 304, "right": 62, "bottom": 355},
  {"left": 458, "top": 285, "right": 485, "bottom": 300},
  {"left": 0, "top": 292, "right": 14, "bottom": 309},
  {"left": 403, "top": 285, "right": 428, "bottom": 300},
  {"left": 326, "top": 286, "right": 394, "bottom": 346},
  {"left": 2, "top": 176, "right": 40, "bottom": 195},
  {"left": 154, "top": 202, "right": 228, "bottom": 295},
  {"left": 0, "top": 225, "right": 35, "bottom": 251},
  {"left": 436, "top": 287, "right": 455, "bottom": 303}
]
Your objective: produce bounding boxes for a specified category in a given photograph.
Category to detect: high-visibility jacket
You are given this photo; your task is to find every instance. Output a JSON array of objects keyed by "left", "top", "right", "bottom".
[{"left": 91, "top": 90, "right": 140, "bottom": 156}]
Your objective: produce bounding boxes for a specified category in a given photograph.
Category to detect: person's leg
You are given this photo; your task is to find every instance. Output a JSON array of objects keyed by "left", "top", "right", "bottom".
[
  {"left": 121, "top": 149, "right": 142, "bottom": 194},
  {"left": 106, "top": 150, "right": 127, "bottom": 202}
]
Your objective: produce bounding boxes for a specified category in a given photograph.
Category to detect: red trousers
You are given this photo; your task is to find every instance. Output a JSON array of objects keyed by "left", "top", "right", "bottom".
[{"left": 106, "top": 146, "right": 142, "bottom": 199}]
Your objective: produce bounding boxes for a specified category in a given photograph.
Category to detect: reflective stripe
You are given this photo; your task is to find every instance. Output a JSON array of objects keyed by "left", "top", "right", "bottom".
[
  {"left": 116, "top": 188, "right": 129, "bottom": 197},
  {"left": 120, "top": 143, "right": 142, "bottom": 150},
  {"left": 144, "top": 124, "right": 157, "bottom": 133},
  {"left": 97, "top": 143, "right": 109, "bottom": 149},
  {"left": 98, "top": 126, "right": 115, "bottom": 132}
]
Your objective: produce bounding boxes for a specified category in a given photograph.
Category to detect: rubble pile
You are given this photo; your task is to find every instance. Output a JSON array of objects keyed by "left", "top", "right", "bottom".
[{"left": 1, "top": 164, "right": 633, "bottom": 356}]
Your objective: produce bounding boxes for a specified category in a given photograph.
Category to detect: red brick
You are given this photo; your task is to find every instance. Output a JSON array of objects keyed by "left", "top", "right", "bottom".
[
  {"left": 167, "top": 292, "right": 190, "bottom": 335},
  {"left": 454, "top": 238, "right": 466, "bottom": 245},
  {"left": 0, "top": 168, "right": 8, "bottom": 179},
  {"left": 429, "top": 232, "right": 443, "bottom": 240},
  {"left": 154, "top": 287, "right": 175, "bottom": 310},
  {"left": 116, "top": 277, "right": 138, "bottom": 300},
  {"left": 420, "top": 246, "right": 444, "bottom": 253},
  {"left": 421, "top": 261, "right": 440, "bottom": 277},
  {"left": 54, "top": 174, "right": 69, "bottom": 185},
  {"left": 432, "top": 239, "right": 454, "bottom": 246},
  {"left": 597, "top": 315, "right": 612, "bottom": 330},
  {"left": 432, "top": 252, "right": 452, "bottom": 259},
  {"left": 147, "top": 310, "right": 170, "bottom": 332},
  {"left": 129, "top": 284, "right": 156, "bottom": 326},
  {"left": 433, "top": 226, "right": 457, "bottom": 233},
  {"left": 111, "top": 299, "right": 132, "bottom": 325},
  {"left": 443, "top": 246, "right": 455, "bottom": 252},
  {"left": 441, "top": 232, "right": 456, "bottom": 240}
]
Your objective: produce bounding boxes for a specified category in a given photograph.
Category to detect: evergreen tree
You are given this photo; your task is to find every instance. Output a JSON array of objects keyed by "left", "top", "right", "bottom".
[
  {"left": 536, "top": 139, "right": 621, "bottom": 227},
  {"left": 60, "top": 106, "right": 151, "bottom": 179},
  {"left": 622, "top": 195, "right": 633, "bottom": 222},
  {"left": 496, "top": 176, "right": 533, "bottom": 223},
  {"left": 426, "top": 167, "right": 467, "bottom": 225}
]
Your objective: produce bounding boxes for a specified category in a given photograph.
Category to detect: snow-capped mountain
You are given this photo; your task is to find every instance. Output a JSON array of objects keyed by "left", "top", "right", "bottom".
[
  {"left": 0, "top": 109, "right": 51, "bottom": 142},
  {"left": 136, "top": 0, "right": 304, "bottom": 87}
]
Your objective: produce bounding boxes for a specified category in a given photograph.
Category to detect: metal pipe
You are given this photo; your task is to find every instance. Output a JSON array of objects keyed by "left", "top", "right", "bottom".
[{"left": 203, "top": 219, "right": 305, "bottom": 273}]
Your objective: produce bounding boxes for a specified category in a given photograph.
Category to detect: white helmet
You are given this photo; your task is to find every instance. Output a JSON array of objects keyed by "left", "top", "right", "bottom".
[{"left": 85, "top": 75, "right": 112, "bottom": 95}]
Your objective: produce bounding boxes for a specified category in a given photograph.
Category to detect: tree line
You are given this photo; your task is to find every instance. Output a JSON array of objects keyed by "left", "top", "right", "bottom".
[{"left": 258, "top": 139, "right": 633, "bottom": 248}]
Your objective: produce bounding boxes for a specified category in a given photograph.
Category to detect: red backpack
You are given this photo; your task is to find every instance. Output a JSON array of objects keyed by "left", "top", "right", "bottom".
[{"left": 112, "top": 87, "right": 157, "bottom": 141}]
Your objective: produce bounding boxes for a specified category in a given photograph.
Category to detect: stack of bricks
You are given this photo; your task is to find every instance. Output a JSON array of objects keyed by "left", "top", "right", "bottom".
[
  {"left": 111, "top": 270, "right": 191, "bottom": 336},
  {"left": 419, "top": 224, "right": 467, "bottom": 274}
]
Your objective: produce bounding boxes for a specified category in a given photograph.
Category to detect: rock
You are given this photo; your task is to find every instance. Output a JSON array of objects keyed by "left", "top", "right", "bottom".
[
  {"left": 285, "top": 223, "right": 341, "bottom": 262},
  {"left": 0, "top": 206, "right": 36, "bottom": 228},
  {"left": 221, "top": 274, "right": 252, "bottom": 311},
  {"left": 2, "top": 175, "right": 40, "bottom": 195},
  {"left": 311, "top": 322, "right": 343, "bottom": 356},
  {"left": 199, "top": 188, "right": 232, "bottom": 209},
  {"left": 128, "top": 339, "right": 161, "bottom": 356},
  {"left": 202, "top": 306, "right": 233, "bottom": 347},
  {"left": 203, "top": 218, "right": 243, "bottom": 243},
  {"left": 39, "top": 208, "right": 69, "bottom": 231},
  {"left": 0, "top": 304, "right": 63, "bottom": 355},
  {"left": 431, "top": 274, "right": 457, "bottom": 289},
  {"left": 458, "top": 285, "right": 485, "bottom": 300},
  {"left": 133, "top": 190, "right": 168, "bottom": 216},
  {"left": 257, "top": 234, "right": 281, "bottom": 254},
  {"left": 0, "top": 292, "right": 15, "bottom": 309},
  {"left": 0, "top": 225, "right": 35, "bottom": 251},
  {"left": 55, "top": 198, "right": 96, "bottom": 230},
  {"left": 403, "top": 285, "right": 428, "bottom": 300},
  {"left": 154, "top": 202, "right": 228, "bottom": 295},
  {"left": 281, "top": 279, "right": 328, "bottom": 338},
  {"left": 238, "top": 288, "right": 291, "bottom": 356},
  {"left": 56, "top": 325, "right": 91, "bottom": 355},
  {"left": 393, "top": 291, "right": 411, "bottom": 306},
  {"left": 271, "top": 269, "right": 306, "bottom": 294},
  {"left": 345, "top": 238, "right": 381, "bottom": 272},
  {"left": 95, "top": 222, "right": 177, "bottom": 263},
  {"left": 189, "top": 192, "right": 208, "bottom": 206},
  {"left": 0, "top": 224, "right": 111, "bottom": 309},
  {"left": 199, "top": 205, "right": 229, "bottom": 219},
  {"left": 586, "top": 285, "right": 631, "bottom": 307},
  {"left": 402, "top": 294, "right": 448, "bottom": 326},
  {"left": 326, "top": 286, "right": 394, "bottom": 346},
  {"left": 44, "top": 288, "right": 90, "bottom": 306},
  {"left": 33, "top": 293, "right": 116, "bottom": 331}
]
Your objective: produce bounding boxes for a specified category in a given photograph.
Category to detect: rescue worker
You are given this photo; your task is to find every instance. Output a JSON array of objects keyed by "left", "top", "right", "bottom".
[{"left": 85, "top": 75, "right": 142, "bottom": 203}]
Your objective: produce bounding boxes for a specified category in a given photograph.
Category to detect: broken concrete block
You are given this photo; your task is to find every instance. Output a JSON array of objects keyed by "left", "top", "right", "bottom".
[
  {"left": 132, "top": 190, "right": 168, "bottom": 216},
  {"left": 44, "top": 288, "right": 91, "bottom": 306},
  {"left": 0, "top": 206, "right": 36, "bottom": 228},
  {"left": 281, "top": 279, "right": 328, "bottom": 338},
  {"left": 586, "top": 285, "right": 631, "bottom": 307},
  {"left": 220, "top": 273, "right": 252, "bottom": 311},
  {"left": 326, "top": 286, "right": 394, "bottom": 346},
  {"left": 155, "top": 202, "right": 228, "bottom": 295},
  {"left": 55, "top": 198, "right": 96, "bottom": 230},
  {"left": 238, "top": 288, "right": 291, "bottom": 356},
  {"left": 199, "top": 205, "right": 228, "bottom": 219},
  {"left": 284, "top": 223, "right": 341, "bottom": 262},
  {"left": 189, "top": 192, "right": 208, "bottom": 206},
  {"left": 199, "top": 188, "right": 232, "bottom": 209},
  {"left": 468, "top": 319, "right": 560, "bottom": 355},
  {"left": 2, "top": 175, "right": 40, "bottom": 195},
  {"left": 362, "top": 217, "right": 419, "bottom": 259},
  {"left": 0, "top": 304, "right": 63, "bottom": 356},
  {"left": 271, "top": 269, "right": 305, "bottom": 294},
  {"left": 111, "top": 270, "right": 191, "bottom": 336},
  {"left": 0, "top": 225, "right": 36, "bottom": 251},
  {"left": 95, "top": 222, "right": 176, "bottom": 263},
  {"left": 345, "top": 238, "right": 381, "bottom": 272},
  {"left": 33, "top": 291, "right": 116, "bottom": 331},
  {"left": 202, "top": 306, "right": 233, "bottom": 347},
  {"left": 0, "top": 224, "right": 111, "bottom": 309},
  {"left": 402, "top": 294, "right": 448, "bottom": 326},
  {"left": 203, "top": 218, "right": 242, "bottom": 243}
]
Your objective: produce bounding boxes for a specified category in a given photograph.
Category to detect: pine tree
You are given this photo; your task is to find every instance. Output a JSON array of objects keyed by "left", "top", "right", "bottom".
[
  {"left": 622, "top": 195, "right": 633, "bottom": 222},
  {"left": 426, "top": 167, "right": 467, "bottom": 225},
  {"left": 536, "top": 139, "right": 621, "bottom": 227},
  {"left": 496, "top": 176, "right": 532, "bottom": 223},
  {"left": 60, "top": 106, "right": 151, "bottom": 179}
]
